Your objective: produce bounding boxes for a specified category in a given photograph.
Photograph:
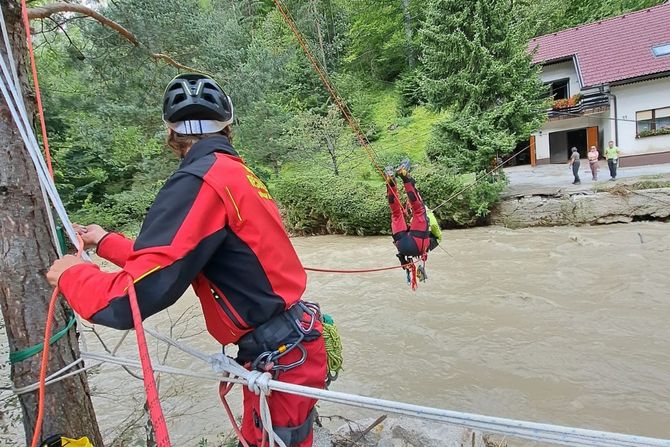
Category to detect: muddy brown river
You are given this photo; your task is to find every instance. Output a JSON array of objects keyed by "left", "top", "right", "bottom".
[{"left": 2, "top": 223, "right": 669, "bottom": 446}]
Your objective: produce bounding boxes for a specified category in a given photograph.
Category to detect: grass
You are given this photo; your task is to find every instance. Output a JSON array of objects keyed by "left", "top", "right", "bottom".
[
  {"left": 277, "top": 86, "right": 446, "bottom": 185},
  {"left": 367, "top": 88, "right": 447, "bottom": 163},
  {"left": 348, "top": 87, "right": 447, "bottom": 183}
]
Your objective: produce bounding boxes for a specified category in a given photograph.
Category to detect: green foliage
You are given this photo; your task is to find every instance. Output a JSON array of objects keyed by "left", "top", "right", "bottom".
[
  {"left": 412, "top": 164, "right": 507, "bottom": 227},
  {"left": 272, "top": 162, "right": 506, "bottom": 234},
  {"left": 396, "top": 69, "right": 425, "bottom": 116},
  {"left": 421, "top": 0, "right": 549, "bottom": 172},
  {"left": 38, "top": 0, "right": 647, "bottom": 235},
  {"left": 341, "top": 0, "right": 407, "bottom": 80},
  {"left": 426, "top": 112, "right": 517, "bottom": 172},
  {"left": 287, "top": 105, "right": 356, "bottom": 175},
  {"left": 237, "top": 100, "right": 295, "bottom": 176},
  {"left": 272, "top": 171, "right": 390, "bottom": 235},
  {"left": 638, "top": 127, "right": 670, "bottom": 138}
]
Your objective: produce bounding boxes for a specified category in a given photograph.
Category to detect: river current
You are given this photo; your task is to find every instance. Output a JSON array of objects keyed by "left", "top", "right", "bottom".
[{"left": 2, "top": 222, "right": 669, "bottom": 446}]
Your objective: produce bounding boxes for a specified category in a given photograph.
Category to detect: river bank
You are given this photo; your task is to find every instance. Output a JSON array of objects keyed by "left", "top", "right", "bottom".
[
  {"left": 2, "top": 223, "right": 669, "bottom": 446},
  {"left": 492, "top": 165, "right": 670, "bottom": 228}
]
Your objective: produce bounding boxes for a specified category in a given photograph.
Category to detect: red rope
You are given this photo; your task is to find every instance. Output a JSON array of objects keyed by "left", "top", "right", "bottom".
[
  {"left": 127, "top": 280, "right": 172, "bottom": 446},
  {"left": 20, "top": 0, "right": 54, "bottom": 179},
  {"left": 304, "top": 264, "right": 408, "bottom": 274},
  {"left": 218, "top": 381, "right": 250, "bottom": 447}
]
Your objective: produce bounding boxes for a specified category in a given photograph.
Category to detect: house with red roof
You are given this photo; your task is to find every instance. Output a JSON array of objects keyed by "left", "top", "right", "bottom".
[{"left": 527, "top": 2, "right": 670, "bottom": 167}]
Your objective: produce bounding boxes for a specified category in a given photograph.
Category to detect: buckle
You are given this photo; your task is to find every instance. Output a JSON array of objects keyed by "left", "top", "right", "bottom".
[{"left": 249, "top": 302, "right": 320, "bottom": 375}]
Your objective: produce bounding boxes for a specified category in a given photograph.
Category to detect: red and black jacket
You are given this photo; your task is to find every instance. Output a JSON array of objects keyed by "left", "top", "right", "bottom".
[{"left": 59, "top": 136, "right": 306, "bottom": 345}]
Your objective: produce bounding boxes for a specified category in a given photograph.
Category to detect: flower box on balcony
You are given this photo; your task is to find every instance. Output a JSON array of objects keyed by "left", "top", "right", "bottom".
[{"left": 552, "top": 94, "right": 582, "bottom": 110}]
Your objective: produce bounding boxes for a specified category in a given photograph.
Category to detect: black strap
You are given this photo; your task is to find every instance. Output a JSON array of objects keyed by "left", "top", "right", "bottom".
[
  {"left": 237, "top": 304, "right": 320, "bottom": 362},
  {"left": 273, "top": 408, "right": 316, "bottom": 446}
]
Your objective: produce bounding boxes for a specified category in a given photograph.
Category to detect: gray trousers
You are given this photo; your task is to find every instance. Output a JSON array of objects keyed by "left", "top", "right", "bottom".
[{"left": 572, "top": 160, "right": 580, "bottom": 183}]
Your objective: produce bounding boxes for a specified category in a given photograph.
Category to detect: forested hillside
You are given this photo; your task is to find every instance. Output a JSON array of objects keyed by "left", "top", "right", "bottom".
[{"left": 37, "top": 0, "right": 665, "bottom": 234}]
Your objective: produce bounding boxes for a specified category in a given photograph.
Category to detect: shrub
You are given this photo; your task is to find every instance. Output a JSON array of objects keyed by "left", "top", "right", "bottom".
[
  {"left": 271, "top": 171, "right": 390, "bottom": 235},
  {"left": 272, "top": 162, "right": 507, "bottom": 235},
  {"left": 412, "top": 164, "right": 507, "bottom": 227}
]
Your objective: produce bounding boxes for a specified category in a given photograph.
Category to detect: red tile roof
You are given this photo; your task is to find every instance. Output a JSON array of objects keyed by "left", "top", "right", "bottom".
[{"left": 529, "top": 3, "right": 670, "bottom": 87}]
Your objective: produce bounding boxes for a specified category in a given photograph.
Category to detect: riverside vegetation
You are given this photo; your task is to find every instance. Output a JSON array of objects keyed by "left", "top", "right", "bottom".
[{"left": 40, "top": 0, "right": 665, "bottom": 236}]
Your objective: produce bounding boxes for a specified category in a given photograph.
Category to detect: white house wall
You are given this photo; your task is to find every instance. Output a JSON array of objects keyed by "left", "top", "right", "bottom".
[
  {"left": 611, "top": 77, "right": 670, "bottom": 156},
  {"left": 532, "top": 113, "right": 612, "bottom": 163},
  {"left": 539, "top": 60, "right": 582, "bottom": 96}
]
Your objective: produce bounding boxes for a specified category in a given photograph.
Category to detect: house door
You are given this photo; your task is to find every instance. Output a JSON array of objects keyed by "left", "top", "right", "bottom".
[
  {"left": 587, "top": 126, "right": 599, "bottom": 151},
  {"left": 530, "top": 135, "right": 536, "bottom": 167}
]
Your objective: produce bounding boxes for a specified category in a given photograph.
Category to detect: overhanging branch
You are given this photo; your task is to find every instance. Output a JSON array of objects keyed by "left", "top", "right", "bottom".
[{"left": 27, "top": 2, "right": 209, "bottom": 74}]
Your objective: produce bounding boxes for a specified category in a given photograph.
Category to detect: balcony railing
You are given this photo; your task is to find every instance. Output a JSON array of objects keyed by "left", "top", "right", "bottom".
[{"left": 547, "top": 92, "right": 610, "bottom": 120}]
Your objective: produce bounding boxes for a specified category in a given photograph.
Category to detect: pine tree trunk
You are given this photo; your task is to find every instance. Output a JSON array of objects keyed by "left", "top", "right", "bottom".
[
  {"left": 401, "top": 0, "right": 416, "bottom": 69},
  {"left": 0, "top": 2, "right": 103, "bottom": 445}
]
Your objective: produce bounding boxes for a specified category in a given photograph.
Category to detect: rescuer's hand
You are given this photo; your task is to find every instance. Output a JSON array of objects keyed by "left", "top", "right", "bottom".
[
  {"left": 73, "top": 224, "right": 109, "bottom": 249},
  {"left": 46, "top": 255, "right": 87, "bottom": 287}
]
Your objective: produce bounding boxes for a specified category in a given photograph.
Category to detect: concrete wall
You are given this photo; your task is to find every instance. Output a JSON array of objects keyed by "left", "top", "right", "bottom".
[
  {"left": 611, "top": 77, "right": 670, "bottom": 156},
  {"left": 539, "top": 60, "right": 582, "bottom": 96}
]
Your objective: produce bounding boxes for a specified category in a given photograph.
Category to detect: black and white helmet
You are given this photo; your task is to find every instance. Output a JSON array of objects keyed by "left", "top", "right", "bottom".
[{"left": 162, "top": 74, "right": 234, "bottom": 135}]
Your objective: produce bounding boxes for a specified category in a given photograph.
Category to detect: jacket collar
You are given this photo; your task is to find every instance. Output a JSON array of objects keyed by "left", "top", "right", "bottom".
[{"left": 180, "top": 135, "right": 238, "bottom": 167}]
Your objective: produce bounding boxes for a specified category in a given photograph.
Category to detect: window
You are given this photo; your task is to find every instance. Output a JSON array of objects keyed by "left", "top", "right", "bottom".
[
  {"left": 547, "top": 79, "right": 570, "bottom": 100},
  {"left": 652, "top": 44, "right": 670, "bottom": 57},
  {"left": 636, "top": 107, "right": 670, "bottom": 135}
]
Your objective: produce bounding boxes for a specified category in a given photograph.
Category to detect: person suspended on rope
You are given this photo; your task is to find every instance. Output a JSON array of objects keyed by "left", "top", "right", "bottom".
[
  {"left": 384, "top": 159, "right": 442, "bottom": 283},
  {"left": 46, "top": 74, "right": 327, "bottom": 447}
]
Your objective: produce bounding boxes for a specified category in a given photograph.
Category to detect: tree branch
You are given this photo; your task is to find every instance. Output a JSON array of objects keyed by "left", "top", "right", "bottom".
[{"left": 27, "top": 2, "right": 209, "bottom": 74}]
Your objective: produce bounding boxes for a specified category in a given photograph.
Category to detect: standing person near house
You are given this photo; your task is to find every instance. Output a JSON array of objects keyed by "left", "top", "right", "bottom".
[
  {"left": 46, "top": 74, "right": 327, "bottom": 447},
  {"left": 605, "top": 140, "right": 621, "bottom": 181},
  {"left": 587, "top": 145, "right": 600, "bottom": 181},
  {"left": 567, "top": 147, "right": 581, "bottom": 184}
]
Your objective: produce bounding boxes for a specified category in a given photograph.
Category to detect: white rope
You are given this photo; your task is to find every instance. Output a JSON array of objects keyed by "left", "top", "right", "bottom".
[
  {"left": 0, "top": 10, "right": 63, "bottom": 257},
  {"left": 103, "top": 329, "right": 670, "bottom": 447},
  {"left": 0, "top": 50, "right": 88, "bottom": 260},
  {"left": 10, "top": 359, "right": 104, "bottom": 396},
  {"left": 144, "top": 327, "right": 286, "bottom": 447}
]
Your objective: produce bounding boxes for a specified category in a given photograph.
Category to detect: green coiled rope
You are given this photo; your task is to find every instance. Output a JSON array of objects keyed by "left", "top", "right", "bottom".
[{"left": 322, "top": 314, "right": 343, "bottom": 380}]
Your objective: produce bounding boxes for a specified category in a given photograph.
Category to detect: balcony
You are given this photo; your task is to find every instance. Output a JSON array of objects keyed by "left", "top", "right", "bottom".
[{"left": 547, "top": 92, "right": 610, "bottom": 121}]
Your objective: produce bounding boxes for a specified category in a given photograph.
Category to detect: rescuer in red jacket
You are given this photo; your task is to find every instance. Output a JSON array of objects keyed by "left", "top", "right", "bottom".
[{"left": 47, "top": 74, "right": 327, "bottom": 447}]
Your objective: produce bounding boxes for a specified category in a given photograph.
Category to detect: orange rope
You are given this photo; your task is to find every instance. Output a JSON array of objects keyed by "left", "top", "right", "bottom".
[
  {"left": 30, "top": 288, "right": 60, "bottom": 447},
  {"left": 20, "top": 0, "right": 54, "bottom": 179},
  {"left": 30, "top": 236, "right": 84, "bottom": 447}
]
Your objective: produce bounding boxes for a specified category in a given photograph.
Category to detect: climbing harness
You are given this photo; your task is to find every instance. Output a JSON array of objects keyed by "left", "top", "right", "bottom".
[{"left": 237, "top": 301, "right": 321, "bottom": 377}]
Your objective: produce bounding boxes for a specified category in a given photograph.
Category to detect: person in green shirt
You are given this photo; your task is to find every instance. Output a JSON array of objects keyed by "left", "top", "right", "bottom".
[{"left": 605, "top": 140, "right": 621, "bottom": 180}]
